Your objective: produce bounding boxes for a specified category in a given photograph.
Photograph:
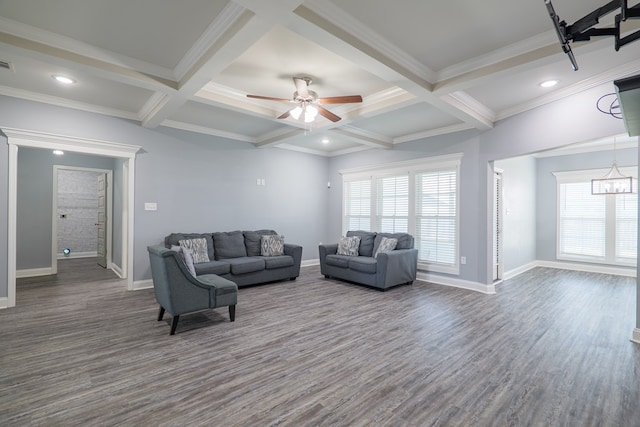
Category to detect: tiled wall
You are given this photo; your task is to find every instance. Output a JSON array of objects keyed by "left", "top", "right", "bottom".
[{"left": 57, "top": 169, "right": 103, "bottom": 256}]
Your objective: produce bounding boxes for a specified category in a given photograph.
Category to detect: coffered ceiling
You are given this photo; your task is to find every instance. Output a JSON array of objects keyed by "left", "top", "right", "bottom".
[{"left": 1, "top": 0, "right": 639, "bottom": 156}]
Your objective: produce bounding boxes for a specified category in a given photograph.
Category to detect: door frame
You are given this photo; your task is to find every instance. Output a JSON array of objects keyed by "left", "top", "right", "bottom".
[
  {"left": 5, "top": 128, "right": 140, "bottom": 308},
  {"left": 493, "top": 168, "right": 504, "bottom": 282},
  {"left": 52, "top": 166, "right": 113, "bottom": 274}
]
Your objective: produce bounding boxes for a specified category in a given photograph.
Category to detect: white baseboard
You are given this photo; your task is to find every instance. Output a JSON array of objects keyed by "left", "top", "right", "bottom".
[
  {"left": 132, "top": 279, "right": 153, "bottom": 290},
  {"left": 417, "top": 272, "right": 496, "bottom": 294},
  {"left": 111, "top": 263, "right": 123, "bottom": 278},
  {"left": 503, "top": 261, "right": 538, "bottom": 280},
  {"left": 537, "top": 260, "right": 636, "bottom": 277},
  {"left": 16, "top": 267, "right": 54, "bottom": 278},
  {"left": 0, "top": 297, "right": 8, "bottom": 309},
  {"left": 57, "top": 251, "right": 98, "bottom": 259},
  {"left": 301, "top": 259, "right": 320, "bottom": 267},
  {"left": 632, "top": 328, "right": 640, "bottom": 345}
]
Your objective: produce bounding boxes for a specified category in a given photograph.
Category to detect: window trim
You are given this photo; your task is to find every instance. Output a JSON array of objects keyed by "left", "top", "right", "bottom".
[{"left": 341, "top": 154, "right": 462, "bottom": 275}]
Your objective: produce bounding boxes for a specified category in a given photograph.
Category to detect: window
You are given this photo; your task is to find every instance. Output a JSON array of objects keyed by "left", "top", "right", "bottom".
[
  {"left": 555, "top": 168, "right": 637, "bottom": 266},
  {"left": 341, "top": 154, "right": 461, "bottom": 274}
]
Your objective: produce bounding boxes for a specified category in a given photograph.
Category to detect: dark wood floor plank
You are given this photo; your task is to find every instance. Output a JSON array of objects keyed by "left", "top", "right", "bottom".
[{"left": 1, "top": 262, "right": 639, "bottom": 426}]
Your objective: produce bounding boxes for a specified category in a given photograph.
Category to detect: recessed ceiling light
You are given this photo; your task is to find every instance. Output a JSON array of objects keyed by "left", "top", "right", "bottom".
[
  {"left": 321, "top": 138, "right": 330, "bottom": 144},
  {"left": 52, "top": 75, "right": 76, "bottom": 85},
  {"left": 540, "top": 79, "right": 559, "bottom": 88},
  {"left": 52, "top": 150, "right": 64, "bottom": 156}
]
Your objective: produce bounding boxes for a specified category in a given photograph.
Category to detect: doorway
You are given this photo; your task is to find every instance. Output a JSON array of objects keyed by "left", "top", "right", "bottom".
[
  {"left": 52, "top": 166, "right": 113, "bottom": 275},
  {"left": 5, "top": 128, "right": 139, "bottom": 308}
]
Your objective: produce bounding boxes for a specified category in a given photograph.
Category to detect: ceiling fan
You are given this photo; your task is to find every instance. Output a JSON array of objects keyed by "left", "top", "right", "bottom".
[{"left": 246, "top": 77, "right": 362, "bottom": 123}]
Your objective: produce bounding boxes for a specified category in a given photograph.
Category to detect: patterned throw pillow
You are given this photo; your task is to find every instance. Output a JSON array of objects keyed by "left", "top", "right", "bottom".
[
  {"left": 178, "top": 238, "right": 210, "bottom": 264},
  {"left": 337, "top": 236, "right": 361, "bottom": 256},
  {"left": 261, "top": 235, "right": 284, "bottom": 257},
  {"left": 169, "top": 245, "right": 196, "bottom": 276},
  {"left": 374, "top": 237, "right": 398, "bottom": 258}
]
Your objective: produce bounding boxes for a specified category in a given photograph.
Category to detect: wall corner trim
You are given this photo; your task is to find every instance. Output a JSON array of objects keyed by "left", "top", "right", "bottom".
[
  {"left": 417, "top": 271, "right": 496, "bottom": 294},
  {"left": 132, "top": 279, "right": 153, "bottom": 290},
  {"left": 632, "top": 328, "right": 640, "bottom": 345}
]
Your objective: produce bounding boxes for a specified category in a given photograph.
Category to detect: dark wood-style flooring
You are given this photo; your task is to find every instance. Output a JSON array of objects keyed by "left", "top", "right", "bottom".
[{"left": 1, "top": 264, "right": 638, "bottom": 426}]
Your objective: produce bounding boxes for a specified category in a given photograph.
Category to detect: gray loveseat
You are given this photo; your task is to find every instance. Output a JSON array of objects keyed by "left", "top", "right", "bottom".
[
  {"left": 164, "top": 230, "right": 302, "bottom": 287},
  {"left": 319, "top": 231, "right": 418, "bottom": 290}
]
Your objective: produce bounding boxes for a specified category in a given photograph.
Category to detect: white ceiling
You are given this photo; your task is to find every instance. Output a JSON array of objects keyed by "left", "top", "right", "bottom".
[{"left": 1, "top": 0, "right": 639, "bottom": 156}]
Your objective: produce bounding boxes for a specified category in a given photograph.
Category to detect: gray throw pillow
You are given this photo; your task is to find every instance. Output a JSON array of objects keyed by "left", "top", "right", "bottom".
[
  {"left": 180, "top": 246, "right": 197, "bottom": 276},
  {"left": 337, "top": 236, "right": 361, "bottom": 256},
  {"left": 374, "top": 237, "right": 398, "bottom": 258},
  {"left": 178, "top": 238, "right": 210, "bottom": 264},
  {"left": 261, "top": 235, "right": 284, "bottom": 256}
]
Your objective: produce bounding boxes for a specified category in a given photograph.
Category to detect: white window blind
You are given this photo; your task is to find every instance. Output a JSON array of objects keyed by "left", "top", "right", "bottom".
[
  {"left": 556, "top": 168, "right": 637, "bottom": 267},
  {"left": 344, "top": 179, "right": 371, "bottom": 232},
  {"left": 615, "top": 193, "right": 637, "bottom": 262},
  {"left": 559, "top": 182, "right": 606, "bottom": 259},
  {"left": 341, "top": 154, "right": 462, "bottom": 275},
  {"left": 376, "top": 175, "right": 408, "bottom": 233},
  {"left": 416, "top": 170, "right": 457, "bottom": 266}
]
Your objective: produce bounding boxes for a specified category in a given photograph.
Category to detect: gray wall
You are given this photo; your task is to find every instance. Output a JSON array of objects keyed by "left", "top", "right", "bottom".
[
  {"left": 1, "top": 95, "right": 330, "bottom": 283},
  {"left": 495, "top": 155, "right": 537, "bottom": 273},
  {"left": 326, "top": 83, "right": 628, "bottom": 284},
  {"left": 16, "top": 148, "right": 116, "bottom": 269},
  {"left": 536, "top": 147, "right": 638, "bottom": 263}
]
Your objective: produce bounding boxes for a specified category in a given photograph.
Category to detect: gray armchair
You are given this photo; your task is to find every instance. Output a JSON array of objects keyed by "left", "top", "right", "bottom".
[{"left": 147, "top": 245, "right": 238, "bottom": 335}]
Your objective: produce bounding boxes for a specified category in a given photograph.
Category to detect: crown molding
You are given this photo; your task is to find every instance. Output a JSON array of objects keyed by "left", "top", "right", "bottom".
[
  {"left": 394, "top": 123, "right": 475, "bottom": 144},
  {"left": 160, "top": 120, "right": 256, "bottom": 143},
  {"left": 0, "top": 85, "right": 139, "bottom": 121},
  {"left": 437, "top": 31, "right": 559, "bottom": 82},
  {"left": 0, "top": 17, "right": 174, "bottom": 81},
  {"left": 300, "top": 0, "right": 435, "bottom": 83},
  {"left": 495, "top": 58, "right": 640, "bottom": 122},
  {"left": 173, "top": 2, "right": 249, "bottom": 81}
]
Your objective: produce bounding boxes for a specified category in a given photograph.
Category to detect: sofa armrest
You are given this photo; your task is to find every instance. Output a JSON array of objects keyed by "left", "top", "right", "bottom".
[
  {"left": 284, "top": 243, "right": 303, "bottom": 278},
  {"left": 318, "top": 243, "right": 338, "bottom": 275},
  {"left": 375, "top": 248, "right": 418, "bottom": 288}
]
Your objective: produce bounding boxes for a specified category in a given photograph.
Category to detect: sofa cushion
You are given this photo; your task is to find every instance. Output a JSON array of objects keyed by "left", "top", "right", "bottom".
[
  {"left": 325, "top": 254, "right": 351, "bottom": 268},
  {"left": 349, "top": 256, "right": 377, "bottom": 274},
  {"left": 373, "top": 233, "right": 413, "bottom": 255},
  {"left": 178, "top": 238, "right": 210, "bottom": 264},
  {"left": 261, "top": 234, "right": 284, "bottom": 256},
  {"left": 213, "top": 231, "right": 247, "bottom": 259},
  {"left": 194, "top": 260, "right": 231, "bottom": 276},
  {"left": 165, "top": 233, "right": 214, "bottom": 261},
  {"left": 346, "top": 230, "right": 377, "bottom": 257},
  {"left": 264, "top": 255, "right": 294, "bottom": 270},
  {"left": 337, "top": 236, "right": 361, "bottom": 256},
  {"left": 226, "top": 257, "right": 265, "bottom": 275},
  {"left": 244, "top": 229, "right": 277, "bottom": 256},
  {"left": 374, "top": 237, "right": 398, "bottom": 258}
]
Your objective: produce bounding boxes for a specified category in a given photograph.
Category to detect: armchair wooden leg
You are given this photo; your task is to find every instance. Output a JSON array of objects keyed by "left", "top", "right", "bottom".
[
  {"left": 229, "top": 305, "right": 236, "bottom": 322},
  {"left": 157, "top": 306, "right": 165, "bottom": 321},
  {"left": 170, "top": 315, "right": 180, "bottom": 335}
]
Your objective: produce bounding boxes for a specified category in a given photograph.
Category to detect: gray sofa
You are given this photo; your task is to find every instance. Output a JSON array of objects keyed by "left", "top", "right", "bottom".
[
  {"left": 164, "top": 230, "right": 302, "bottom": 287},
  {"left": 319, "top": 231, "right": 418, "bottom": 290}
]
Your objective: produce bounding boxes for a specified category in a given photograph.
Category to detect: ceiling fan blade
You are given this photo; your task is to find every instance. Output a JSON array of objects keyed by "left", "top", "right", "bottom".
[
  {"left": 317, "top": 95, "right": 363, "bottom": 104},
  {"left": 293, "top": 77, "right": 310, "bottom": 98},
  {"left": 277, "top": 109, "right": 292, "bottom": 119},
  {"left": 316, "top": 105, "right": 341, "bottom": 122},
  {"left": 247, "top": 94, "right": 291, "bottom": 102}
]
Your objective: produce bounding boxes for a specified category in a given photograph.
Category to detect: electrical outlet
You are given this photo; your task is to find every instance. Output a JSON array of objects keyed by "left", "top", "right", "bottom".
[{"left": 461, "top": 256, "right": 467, "bottom": 265}]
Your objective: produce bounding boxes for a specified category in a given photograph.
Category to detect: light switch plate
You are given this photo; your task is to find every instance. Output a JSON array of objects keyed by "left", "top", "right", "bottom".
[{"left": 144, "top": 202, "right": 157, "bottom": 211}]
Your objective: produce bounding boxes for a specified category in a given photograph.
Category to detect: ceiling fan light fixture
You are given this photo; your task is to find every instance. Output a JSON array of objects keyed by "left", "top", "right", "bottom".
[
  {"left": 290, "top": 106, "right": 303, "bottom": 120},
  {"left": 304, "top": 105, "right": 318, "bottom": 123}
]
